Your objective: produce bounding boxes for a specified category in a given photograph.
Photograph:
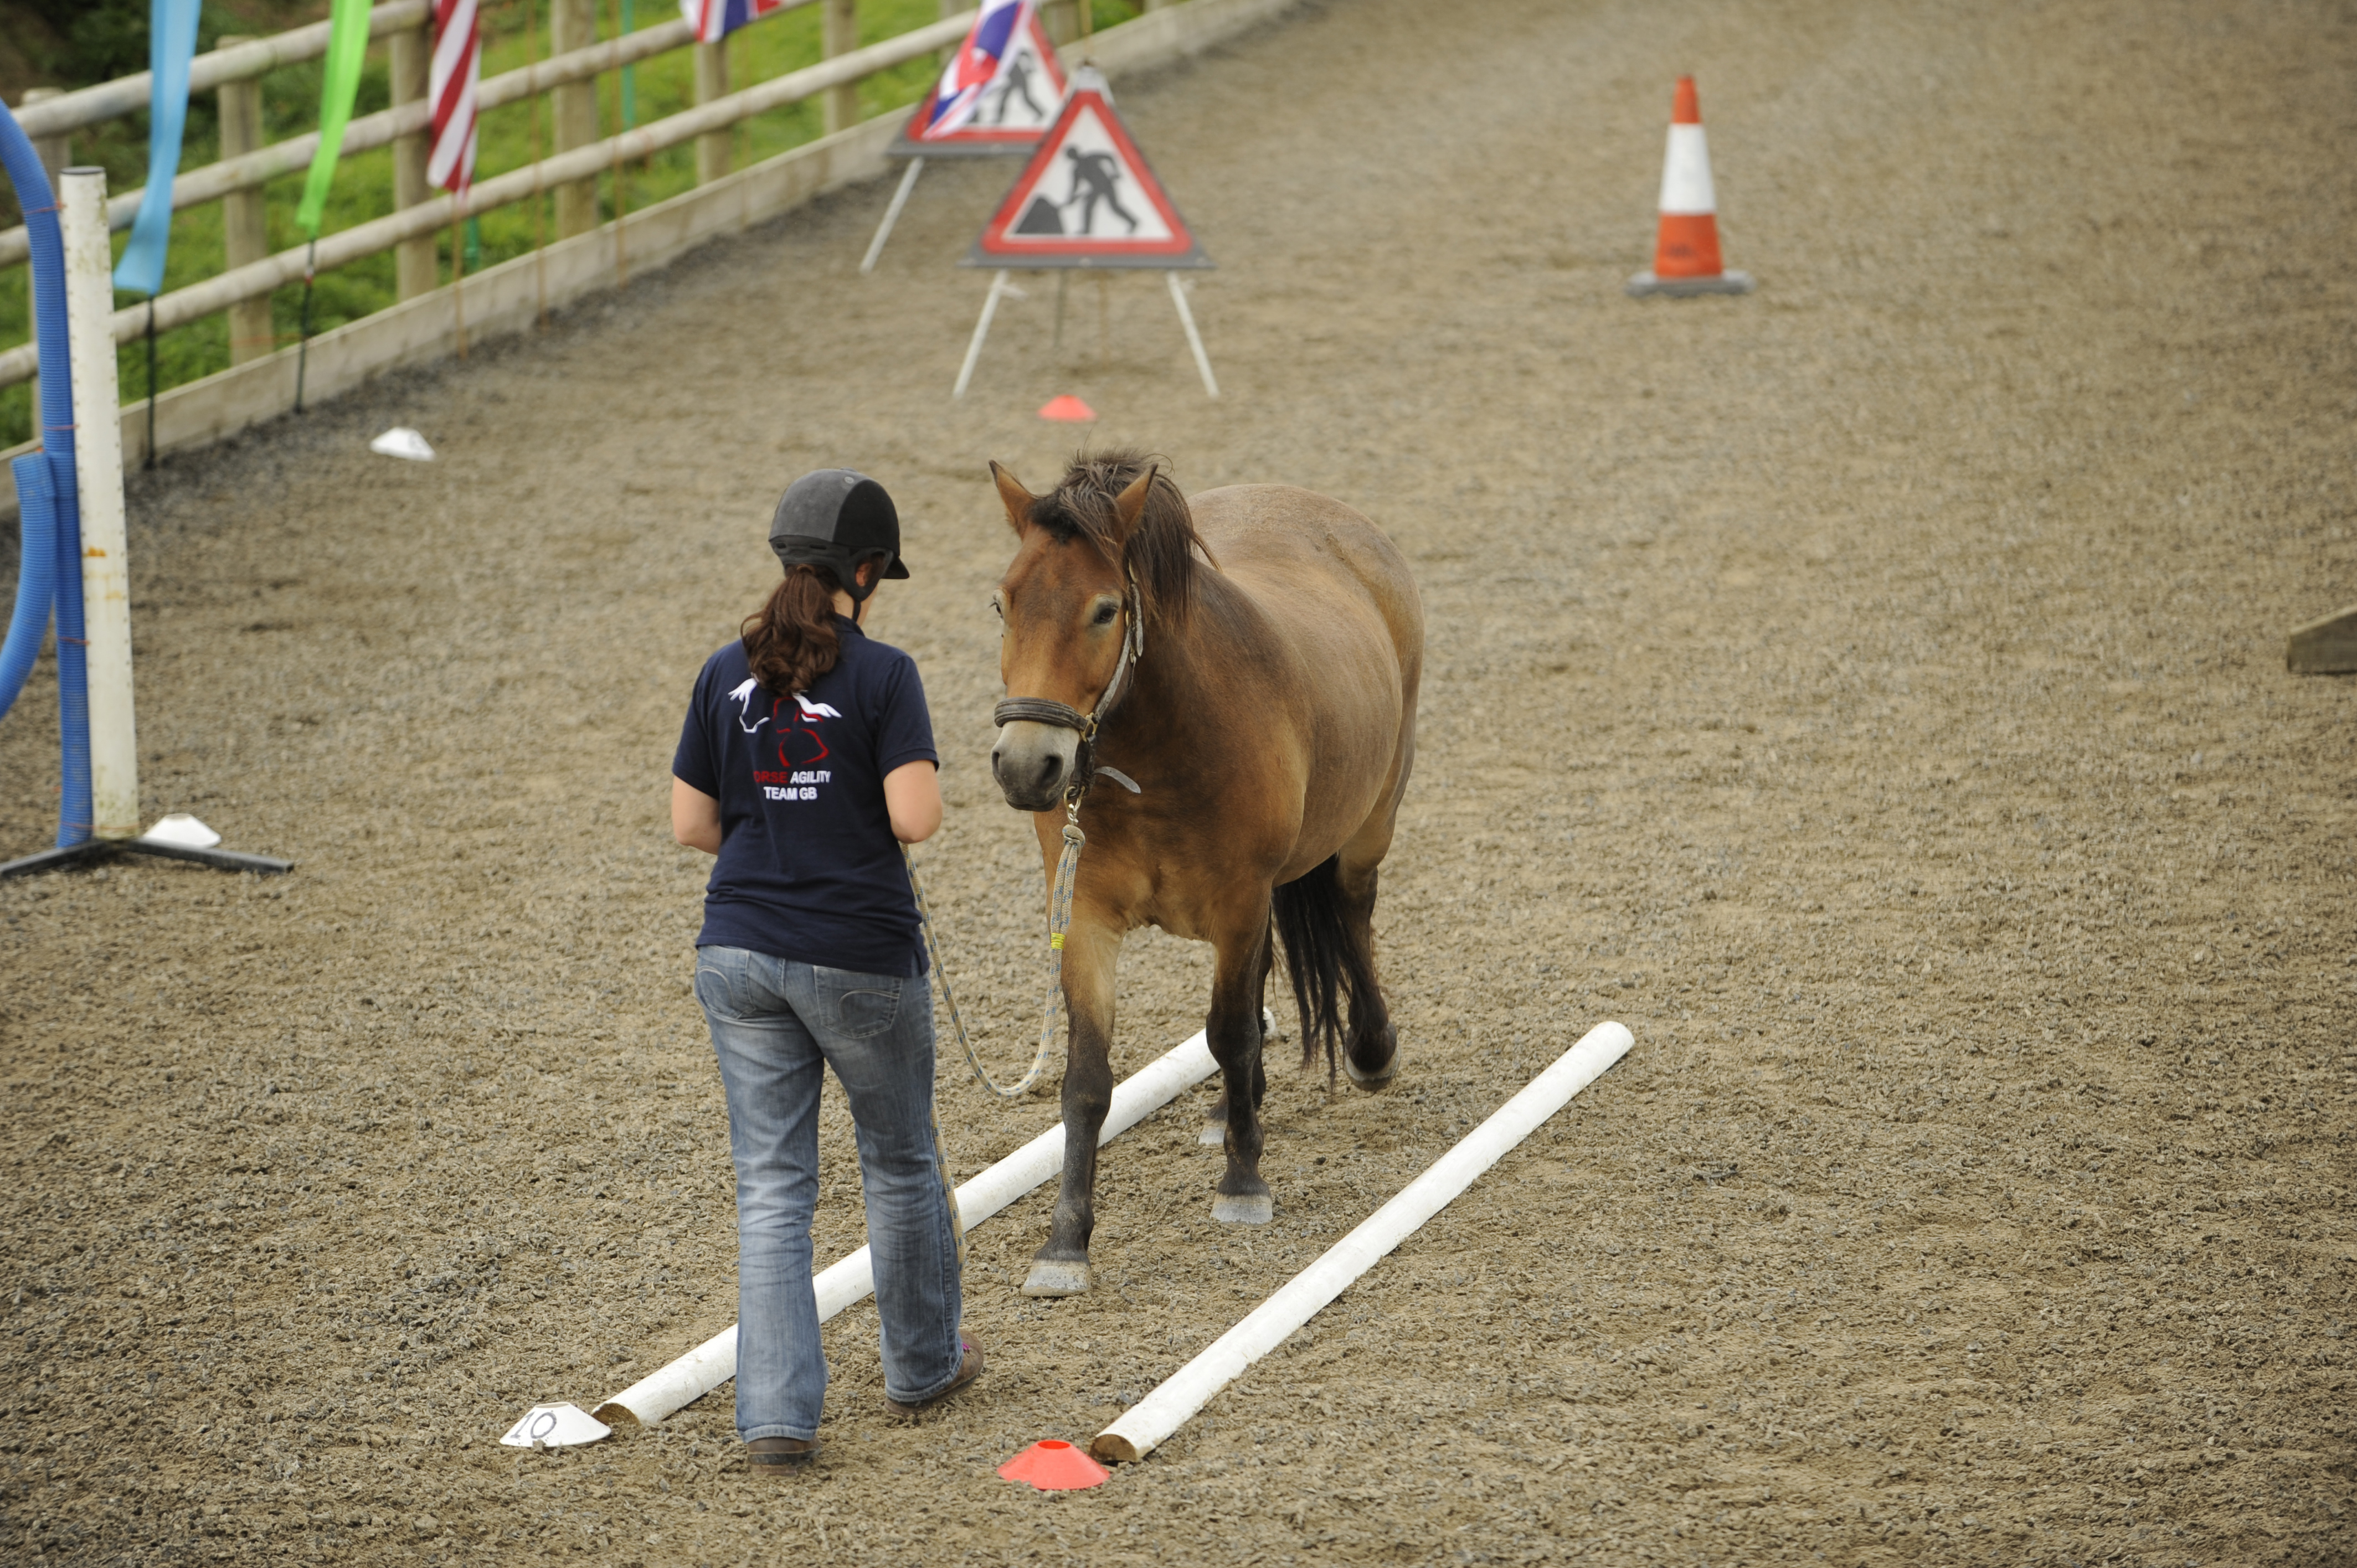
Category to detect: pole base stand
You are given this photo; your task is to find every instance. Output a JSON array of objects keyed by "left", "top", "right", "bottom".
[
  {"left": 0, "top": 836, "right": 293, "bottom": 879},
  {"left": 1625, "top": 269, "right": 1756, "bottom": 297}
]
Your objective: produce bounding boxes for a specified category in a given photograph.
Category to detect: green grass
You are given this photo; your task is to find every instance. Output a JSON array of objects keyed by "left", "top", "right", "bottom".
[{"left": 1, "top": 0, "right": 1140, "bottom": 448}]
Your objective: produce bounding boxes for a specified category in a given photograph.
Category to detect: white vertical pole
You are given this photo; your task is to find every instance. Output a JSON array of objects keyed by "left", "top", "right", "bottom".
[
  {"left": 1166, "top": 270, "right": 1218, "bottom": 398},
  {"left": 61, "top": 168, "right": 140, "bottom": 842}
]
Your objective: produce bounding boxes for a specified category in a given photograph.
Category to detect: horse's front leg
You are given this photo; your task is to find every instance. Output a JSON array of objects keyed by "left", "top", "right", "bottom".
[
  {"left": 1021, "top": 912, "right": 1120, "bottom": 1297},
  {"left": 1199, "top": 942, "right": 1277, "bottom": 1146},
  {"left": 1207, "top": 901, "right": 1276, "bottom": 1225}
]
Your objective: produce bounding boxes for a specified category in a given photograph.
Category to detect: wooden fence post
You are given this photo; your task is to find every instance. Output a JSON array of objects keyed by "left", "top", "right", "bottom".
[
  {"left": 694, "top": 41, "right": 730, "bottom": 182},
  {"left": 551, "top": 0, "right": 603, "bottom": 237},
  {"left": 19, "top": 89, "right": 69, "bottom": 191},
  {"left": 821, "top": 0, "right": 860, "bottom": 136},
  {"left": 389, "top": 17, "right": 438, "bottom": 300},
  {"left": 215, "top": 42, "right": 276, "bottom": 364},
  {"left": 1039, "top": 0, "right": 1081, "bottom": 44}
]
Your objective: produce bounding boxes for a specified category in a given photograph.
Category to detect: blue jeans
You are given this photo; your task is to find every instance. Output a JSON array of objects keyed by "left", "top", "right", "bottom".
[{"left": 694, "top": 945, "right": 965, "bottom": 1442}]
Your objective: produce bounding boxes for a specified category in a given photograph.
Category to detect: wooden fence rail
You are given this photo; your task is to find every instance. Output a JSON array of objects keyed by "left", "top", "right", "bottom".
[
  {"left": 1, "top": 0, "right": 971, "bottom": 389},
  {"left": 12, "top": 3, "right": 433, "bottom": 141},
  {"left": 0, "top": 12, "right": 971, "bottom": 390},
  {"left": 0, "top": 3, "right": 823, "bottom": 271}
]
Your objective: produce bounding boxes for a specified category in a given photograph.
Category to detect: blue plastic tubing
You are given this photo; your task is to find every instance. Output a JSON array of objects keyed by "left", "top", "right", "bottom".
[
  {"left": 0, "top": 98, "right": 92, "bottom": 846},
  {"left": 0, "top": 453, "right": 57, "bottom": 714}
]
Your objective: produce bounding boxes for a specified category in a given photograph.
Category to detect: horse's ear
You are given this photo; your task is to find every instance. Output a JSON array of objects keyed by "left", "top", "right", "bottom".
[
  {"left": 1108, "top": 465, "right": 1157, "bottom": 547},
  {"left": 990, "top": 461, "right": 1037, "bottom": 536}
]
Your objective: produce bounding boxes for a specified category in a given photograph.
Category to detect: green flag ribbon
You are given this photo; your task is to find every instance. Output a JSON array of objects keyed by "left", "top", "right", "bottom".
[{"left": 296, "top": 0, "right": 375, "bottom": 239}]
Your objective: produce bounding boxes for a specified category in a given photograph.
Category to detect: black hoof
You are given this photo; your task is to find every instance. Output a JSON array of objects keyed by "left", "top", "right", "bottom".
[{"left": 1344, "top": 1023, "right": 1398, "bottom": 1090}]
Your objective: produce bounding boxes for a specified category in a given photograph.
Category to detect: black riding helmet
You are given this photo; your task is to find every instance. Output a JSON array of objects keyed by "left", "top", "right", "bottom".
[{"left": 768, "top": 468, "right": 910, "bottom": 604}]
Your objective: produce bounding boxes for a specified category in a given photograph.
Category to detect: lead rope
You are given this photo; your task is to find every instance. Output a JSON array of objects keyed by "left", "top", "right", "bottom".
[{"left": 905, "top": 806, "right": 1087, "bottom": 1100}]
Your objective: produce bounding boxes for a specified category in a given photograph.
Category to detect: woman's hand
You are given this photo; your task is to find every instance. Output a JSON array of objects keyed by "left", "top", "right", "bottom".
[
  {"left": 672, "top": 777, "right": 723, "bottom": 854},
  {"left": 884, "top": 760, "right": 942, "bottom": 844}
]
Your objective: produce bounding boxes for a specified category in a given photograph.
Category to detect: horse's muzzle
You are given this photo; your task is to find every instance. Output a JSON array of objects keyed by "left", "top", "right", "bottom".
[{"left": 992, "top": 720, "right": 1080, "bottom": 812}]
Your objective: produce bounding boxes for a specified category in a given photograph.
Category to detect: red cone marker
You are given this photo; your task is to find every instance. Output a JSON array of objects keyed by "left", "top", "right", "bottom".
[
  {"left": 1627, "top": 76, "right": 1754, "bottom": 297},
  {"left": 998, "top": 1439, "right": 1110, "bottom": 1490},
  {"left": 1038, "top": 395, "right": 1097, "bottom": 421}
]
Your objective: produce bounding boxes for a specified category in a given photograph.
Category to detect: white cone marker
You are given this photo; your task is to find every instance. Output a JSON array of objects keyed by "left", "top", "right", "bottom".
[
  {"left": 138, "top": 813, "right": 222, "bottom": 849},
  {"left": 369, "top": 427, "right": 436, "bottom": 461},
  {"left": 1092, "top": 1020, "right": 1634, "bottom": 1464},
  {"left": 500, "top": 1402, "right": 610, "bottom": 1448}
]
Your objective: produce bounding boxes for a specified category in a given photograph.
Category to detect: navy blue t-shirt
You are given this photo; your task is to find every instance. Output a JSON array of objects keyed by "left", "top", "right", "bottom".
[{"left": 672, "top": 618, "right": 937, "bottom": 977}]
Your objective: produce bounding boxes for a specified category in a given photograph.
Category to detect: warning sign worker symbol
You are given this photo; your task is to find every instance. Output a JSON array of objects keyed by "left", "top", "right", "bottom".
[
  {"left": 967, "top": 69, "right": 1208, "bottom": 268},
  {"left": 950, "top": 68, "right": 1219, "bottom": 401}
]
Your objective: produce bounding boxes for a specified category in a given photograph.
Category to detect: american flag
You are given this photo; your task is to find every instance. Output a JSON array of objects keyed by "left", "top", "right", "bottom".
[
  {"left": 922, "top": 0, "right": 1032, "bottom": 137},
  {"left": 428, "top": 0, "right": 479, "bottom": 194},
  {"left": 681, "top": 0, "right": 794, "bottom": 45}
]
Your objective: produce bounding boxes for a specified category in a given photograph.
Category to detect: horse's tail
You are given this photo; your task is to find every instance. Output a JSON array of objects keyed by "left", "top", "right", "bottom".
[{"left": 1271, "top": 855, "right": 1378, "bottom": 1080}]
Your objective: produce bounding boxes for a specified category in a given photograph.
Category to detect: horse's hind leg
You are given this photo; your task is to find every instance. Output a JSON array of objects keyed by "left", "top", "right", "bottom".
[
  {"left": 1335, "top": 803, "right": 1404, "bottom": 1090},
  {"left": 1206, "top": 900, "right": 1276, "bottom": 1225}
]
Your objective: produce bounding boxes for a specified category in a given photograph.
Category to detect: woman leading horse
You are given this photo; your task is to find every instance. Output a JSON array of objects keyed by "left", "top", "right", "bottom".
[{"left": 986, "top": 451, "right": 1423, "bottom": 1298}]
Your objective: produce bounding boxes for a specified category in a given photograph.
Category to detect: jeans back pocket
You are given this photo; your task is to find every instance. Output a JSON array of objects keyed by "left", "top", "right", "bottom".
[{"left": 814, "top": 966, "right": 902, "bottom": 1040}]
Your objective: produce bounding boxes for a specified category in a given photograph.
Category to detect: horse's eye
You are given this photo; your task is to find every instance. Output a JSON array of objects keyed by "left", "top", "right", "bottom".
[
  {"left": 1093, "top": 602, "right": 1119, "bottom": 626},
  {"left": 989, "top": 596, "right": 1003, "bottom": 620}
]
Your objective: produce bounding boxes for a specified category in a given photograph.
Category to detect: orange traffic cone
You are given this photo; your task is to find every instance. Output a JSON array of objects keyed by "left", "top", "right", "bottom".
[
  {"left": 1626, "top": 76, "right": 1754, "bottom": 297},
  {"left": 998, "top": 1439, "right": 1110, "bottom": 1491}
]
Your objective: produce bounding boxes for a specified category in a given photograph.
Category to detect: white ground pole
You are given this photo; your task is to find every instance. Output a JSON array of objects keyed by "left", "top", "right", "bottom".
[
  {"left": 1092, "top": 1020, "right": 1634, "bottom": 1464},
  {"left": 590, "top": 1027, "right": 1220, "bottom": 1433},
  {"left": 60, "top": 168, "right": 140, "bottom": 841},
  {"left": 1165, "top": 271, "right": 1218, "bottom": 398},
  {"left": 953, "top": 269, "right": 1025, "bottom": 399},
  {"left": 859, "top": 156, "right": 925, "bottom": 274}
]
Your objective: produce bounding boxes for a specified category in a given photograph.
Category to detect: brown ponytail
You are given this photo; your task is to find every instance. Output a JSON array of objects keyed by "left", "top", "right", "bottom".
[{"left": 742, "top": 565, "right": 843, "bottom": 698}]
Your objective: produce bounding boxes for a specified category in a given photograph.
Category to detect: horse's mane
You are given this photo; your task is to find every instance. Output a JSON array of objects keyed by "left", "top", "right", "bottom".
[{"left": 1030, "top": 448, "right": 1212, "bottom": 632}]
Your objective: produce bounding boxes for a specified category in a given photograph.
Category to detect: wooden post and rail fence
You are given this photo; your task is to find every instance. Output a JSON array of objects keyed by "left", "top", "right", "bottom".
[{"left": 0, "top": 0, "right": 1232, "bottom": 520}]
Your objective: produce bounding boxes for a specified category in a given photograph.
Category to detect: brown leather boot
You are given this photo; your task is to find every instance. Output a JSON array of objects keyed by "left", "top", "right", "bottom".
[
  {"left": 886, "top": 1337, "right": 984, "bottom": 1416},
  {"left": 747, "top": 1436, "right": 815, "bottom": 1476}
]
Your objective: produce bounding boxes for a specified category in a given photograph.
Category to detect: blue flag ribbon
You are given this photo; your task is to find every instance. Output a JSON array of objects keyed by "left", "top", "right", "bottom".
[{"left": 112, "top": 0, "right": 204, "bottom": 299}]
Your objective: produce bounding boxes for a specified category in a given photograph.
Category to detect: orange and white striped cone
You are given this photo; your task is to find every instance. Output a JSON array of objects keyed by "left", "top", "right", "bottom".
[{"left": 1627, "top": 76, "right": 1754, "bottom": 297}]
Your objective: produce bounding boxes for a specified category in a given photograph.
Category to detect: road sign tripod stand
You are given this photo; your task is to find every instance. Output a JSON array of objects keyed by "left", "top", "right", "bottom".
[
  {"left": 1, "top": 833, "right": 292, "bottom": 880},
  {"left": 954, "top": 270, "right": 1218, "bottom": 399}
]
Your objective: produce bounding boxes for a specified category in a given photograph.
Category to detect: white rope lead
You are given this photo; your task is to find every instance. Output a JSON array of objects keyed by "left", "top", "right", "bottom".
[{"left": 906, "top": 818, "right": 1085, "bottom": 1100}]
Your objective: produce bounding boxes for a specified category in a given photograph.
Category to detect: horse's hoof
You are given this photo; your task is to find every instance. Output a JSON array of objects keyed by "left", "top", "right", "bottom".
[
  {"left": 1344, "top": 1025, "right": 1399, "bottom": 1091},
  {"left": 1197, "top": 1118, "right": 1226, "bottom": 1147},
  {"left": 1211, "top": 1192, "right": 1273, "bottom": 1225},
  {"left": 1021, "top": 1259, "right": 1093, "bottom": 1297}
]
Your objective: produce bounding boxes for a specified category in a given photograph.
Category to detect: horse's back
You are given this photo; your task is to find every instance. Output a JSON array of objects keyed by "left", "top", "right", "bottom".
[
  {"left": 1183, "top": 486, "right": 1422, "bottom": 876},
  {"left": 1188, "top": 484, "right": 1423, "bottom": 668}
]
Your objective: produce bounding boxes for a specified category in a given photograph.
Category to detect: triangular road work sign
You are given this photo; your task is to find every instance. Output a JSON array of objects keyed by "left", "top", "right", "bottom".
[
  {"left": 967, "top": 68, "right": 1210, "bottom": 269},
  {"left": 891, "top": 0, "right": 1068, "bottom": 158}
]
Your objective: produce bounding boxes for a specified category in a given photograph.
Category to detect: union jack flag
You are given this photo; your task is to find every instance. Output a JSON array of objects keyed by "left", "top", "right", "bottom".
[
  {"left": 680, "top": 0, "right": 793, "bottom": 45},
  {"left": 922, "top": 0, "right": 1035, "bottom": 138},
  {"left": 427, "top": 0, "right": 478, "bottom": 194}
]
